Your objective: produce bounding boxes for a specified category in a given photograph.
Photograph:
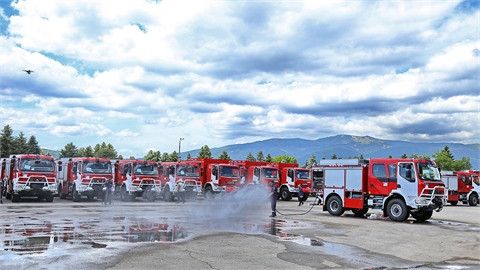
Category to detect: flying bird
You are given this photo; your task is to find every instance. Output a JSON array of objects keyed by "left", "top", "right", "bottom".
[{"left": 22, "top": 69, "right": 34, "bottom": 74}]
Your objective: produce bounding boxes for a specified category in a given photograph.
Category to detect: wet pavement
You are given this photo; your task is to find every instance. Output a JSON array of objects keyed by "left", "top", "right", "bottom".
[{"left": 1, "top": 192, "right": 479, "bottom": 269}]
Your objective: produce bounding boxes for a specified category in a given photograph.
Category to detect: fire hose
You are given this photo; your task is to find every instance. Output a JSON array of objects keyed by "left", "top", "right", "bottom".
[{"left": 275, "top": 195, "right": 322, "bottom": 216}]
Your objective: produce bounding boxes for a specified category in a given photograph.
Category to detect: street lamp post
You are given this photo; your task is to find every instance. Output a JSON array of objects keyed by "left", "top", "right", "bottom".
[{"left": 178, "top": 138, "right": 184, "bottom": 161}]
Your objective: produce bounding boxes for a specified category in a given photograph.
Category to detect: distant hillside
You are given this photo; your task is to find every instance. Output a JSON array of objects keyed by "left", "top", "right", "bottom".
[
  {"left": 184, "top": 135, "right": 480, "bottom": 169},
  {"left": 41, "top": 148, "right": 60, "bottom": 159}
]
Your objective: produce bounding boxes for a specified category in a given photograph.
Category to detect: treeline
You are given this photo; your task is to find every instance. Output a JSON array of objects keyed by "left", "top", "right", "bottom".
[{"left": 0, "top": 125, "right": 473, "bottom": 171}]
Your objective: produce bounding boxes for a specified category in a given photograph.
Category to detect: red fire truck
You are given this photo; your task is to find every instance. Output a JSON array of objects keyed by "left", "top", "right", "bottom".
[
  {"left": 318, "top": 158, "right": 447, "bottom": 222},
  {"left": 230, "top": 160, "right": 280, "bottom": 187},
  {"left": 2, "top": 154, "right": 57, "bottom": 202},
  {"left": 57, "top": 157, "right": 113, "bottom": 202},
  {"left": 111, "top": 160, "right": 162, "bottom": 202},
  {"left": 158, "top": 161, "right": 203, "bottom": 202},
  {"left": 273, "top": 163, "right": 312, "bottom": 201},
  {"left": 159, "top": 158, "right": 241, "bottom": 201},
  {"left": 441, "top": 170, "right": 479, "bottom": 206}
]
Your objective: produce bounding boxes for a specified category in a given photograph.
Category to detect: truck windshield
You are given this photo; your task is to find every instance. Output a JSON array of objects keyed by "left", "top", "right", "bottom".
[
  {"left": 417, "top": 162, "right": 441, "bottom": 181},
  {"left": 296, "top": 169, "right": 310, "bottom": 180},
  {"left": 134, "top": 164, "right": 158, "bottom": 175},
  {"left": 84, "top": 161, "right": 112, "bottom": 174},
  {"left": 177, "top": 165, "right": 199, "bottom": 177},
  {"left": 220, "top": 166, "right": 239, "bottom": 177},
  {"left": 20, "top": 159, "right": 55, "bottom": 172},
  {"left": 262, "top": 168, "right": 278, "bottom": 179}
]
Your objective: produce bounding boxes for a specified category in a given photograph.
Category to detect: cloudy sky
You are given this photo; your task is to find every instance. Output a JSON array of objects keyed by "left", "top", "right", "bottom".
[{"left": 0, "top": 0, "right": 478, "bottom": 158}]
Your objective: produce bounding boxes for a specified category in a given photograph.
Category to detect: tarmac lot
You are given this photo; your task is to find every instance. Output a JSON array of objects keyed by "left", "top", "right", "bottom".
[{"left": 0, "top": 193, "right": 479, "bottom": 270}]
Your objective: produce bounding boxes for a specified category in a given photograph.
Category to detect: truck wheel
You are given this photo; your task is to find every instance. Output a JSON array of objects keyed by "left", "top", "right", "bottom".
[
  {"left": 72, "top": 186, "right": 81, "bottom": 202},
  {"left": 411, "top": 210, "right": 433, "bottom": 222},
  {"left": 352, "top": 208, "right": 369, "bottom": 217},
  {"left": 280, "top": 187, "right": 292, "bottom": 201},
  {"left": 59, "top": 184, "right": 67, "bottom": 199},
  {"left": 164, "top": 186, "right": 174, "bottom": 201},
  {"left": 45, "top": 193, "right": 54, "bottom": 202},
  {"left": 12, "top": 194, "right": 20, "bottom": 202},
  {"left": 204, "top": 186, "right": 215, "bottom": 200},
  {"left": 186, "top": 191, "right": 197, "bottom": 202},
  {"left": 6, "top": 185, "right": 12, "bottom": 199},
  {"left": 450, "top": 201, "right": 458, "bottom": 206},
  {"left": 120, "top": 186, "right": 128, "bottom": 202},
  {"left": 468, "top": 193, "right": 478, "bottom": 206},
  {"left": 386, "top": 198, "right": 409, "bottom": 222},
  {"left": 326, "top": 196, "right": 344, "bottom": 216}
]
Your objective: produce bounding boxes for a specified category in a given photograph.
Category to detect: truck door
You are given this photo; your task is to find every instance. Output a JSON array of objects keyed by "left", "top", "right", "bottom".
[{"left": 397, "top": 162, "right": 418, "bottom": 205}]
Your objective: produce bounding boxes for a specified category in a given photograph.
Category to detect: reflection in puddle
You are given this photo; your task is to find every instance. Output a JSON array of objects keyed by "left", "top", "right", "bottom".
[{"left": 0, "top": 217, "right": 188, "bottom": 255}]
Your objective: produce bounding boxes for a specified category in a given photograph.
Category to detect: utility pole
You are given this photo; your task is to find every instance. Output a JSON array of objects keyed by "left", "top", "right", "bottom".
[{"left": 178, "top": 138, "right": 184, "bottom": 161}]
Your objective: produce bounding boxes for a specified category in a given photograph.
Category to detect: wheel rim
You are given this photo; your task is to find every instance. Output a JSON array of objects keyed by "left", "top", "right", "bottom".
[
  {"left": 330, "top": 200, "right": 339, "bottom": 212},
  {"left": 390, "top": 204, "right": 402, "bottom": 218}
]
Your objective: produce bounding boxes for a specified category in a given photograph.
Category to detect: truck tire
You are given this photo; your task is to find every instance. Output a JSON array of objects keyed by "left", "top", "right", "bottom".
[
  {"left": 326, "top": 195, "right": 344, "bottom": 216},
  {"left": 386, "top": 198, "right": 409, "bottom": 222},
  {"left": 120, "top": 186, "right": 128, "bottom": 202},
  {"left": 164, "top": 186, "right": 174, "bottom": 202},
  {"left": 280, "top": 187, "right": 292, "bottom": 201},
  {"left": 204, "top": 186, "right": 215, "bottom": 200},
  {"left": 411, "top": 210, "right": 433, "bottom": 222},
  {"left": 352, "top": 208, "right": 369, "bottom": 217},
  {"left": 186, "top": 191, "right": 197, "bottom": 202},
  {"left": 59, "top": 184, "right": 67, "bottom": 199},
  {"left": 45, "top": 193, "right": 54, "bottom": 202},
  {"left": 468, "top": 193, "right": 478, "bottom": 206},
  {"left": 12, "top": 194, "right": 20, "bottom": 202},
  {"left": 72, "top": 186, "right": 81, "bottom": 202},
  {"left": 450, "top": 201, "right": 458, "bottom": 206}
]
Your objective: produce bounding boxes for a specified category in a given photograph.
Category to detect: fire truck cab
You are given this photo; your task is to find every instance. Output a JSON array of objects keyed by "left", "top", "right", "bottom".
[
  {"left": 3, "top": 154, "right": 57, "bottom": 202},
  {"left": 159, "top": 161, "right": 203, "bottom": 202},
  {"left": 230, "top": 160, "right": 280, "bottom": 187},
  {"left": 111, "top": 160, "right": 162, "bottom": 202},
  {"left": 320, "top": 158, "right": 447, "bottom": 222},
  {"left": 273, "top": 163, "right": 312, "bottom": 201},
  {"left": 57, "top": 157, "right": 112, "bottom": 202},
  {"left": 442, "top": 170, "right": 479, "bottom": 206}
]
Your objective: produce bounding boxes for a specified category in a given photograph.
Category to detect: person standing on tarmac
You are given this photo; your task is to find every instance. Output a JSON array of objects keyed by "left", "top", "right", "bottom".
[
  {"left": 176, "top": 180, "right": 186, "bottom": 204},
  {"left": 103, "top": 178, "right": 113, "bottom": 205},
  {"left": 269, "top": 180, "right": 278, "bottom": 217},
  {"left": 298, "top": 184, "right": 304, "bottom": 206}
]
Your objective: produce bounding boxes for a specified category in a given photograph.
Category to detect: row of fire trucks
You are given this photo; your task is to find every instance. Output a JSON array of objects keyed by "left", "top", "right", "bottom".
[
  {"left": 0, "top": 155, "right": 312, "bottom": 203},
  {"left": 2, "top": 155, "right": 478, "bottom": 223}
]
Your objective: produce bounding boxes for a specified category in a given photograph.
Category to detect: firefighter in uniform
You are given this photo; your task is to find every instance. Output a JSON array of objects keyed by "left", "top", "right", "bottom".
[
  {"left": 269, "top": 180, "right": 278, "bottom": 217},
  {"left": 103, "top": 178, "right": 113, "bottom": 205}
]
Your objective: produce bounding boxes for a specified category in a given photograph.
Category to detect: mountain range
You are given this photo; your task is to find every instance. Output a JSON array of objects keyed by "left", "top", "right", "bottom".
[{"left": 184, "top": 135, "right": 480, "bottom": 169}]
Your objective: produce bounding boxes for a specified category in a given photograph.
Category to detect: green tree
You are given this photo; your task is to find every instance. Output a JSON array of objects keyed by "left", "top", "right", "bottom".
[
  {"left": 0, "top": 125, "right": 14, "bottom": 158},
  {"left": 118, "top": 154, "right": 124, "bottom": 159},
  {"left": 442, "top": 145, "right": 455, "bottom": 160},
  {"left": 129, "top": 156, "right": 135, "bottom": 160},
  {"left": 27, "top": 135, "right": 41, "bottom": 154},
  {"left": 246, "top": 152, "right": 256, "bottom": 161},
  {"left": 161, "top": 152, "right": 169, "bottom": 162},
  {"left": 144, "top": 150, "right": 161, "bottom": 162},
  {"left": 186, "top": 152, "right": 191, "bottom": 160},
  {"left": 13, "top": 132, "right": 28, "bottom": 154},
  {"left": 197, "top": 145, "right": 212, "bottom": 158},
  {"left": 59, "top": 142, "right": 79, "bottom": 158},
  {"left": 433, "top": 150, "right": 454, "bottom": 171},
  {"left": 169, "top": 151, "right": 179, "bottom": 162},
  {"left": 306, "top": 154, "right": 317, "bottom": 169},
  {"left": 256, "top": 151, "right": 264, "bottom": 161},
  {"left": 94, "top": 143, "right": 118, "bottom": 159},
  {"left": 331, "top": 154, "right": 338, "bottom": 159},
  {"left": 409, "top": 153, "right": 431, "bottom": 159},
  {"left": 401, "top": 153, "right": 408, "bottom": 158},
  {"left": 271, "top": 155, "right": 297, "bottom": 164},
  {"left": 218, "top": 151, "right": 231, "bottom": 160},
  {"left": 265, "top": 154, "right": 272, "bottom": 162}
]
